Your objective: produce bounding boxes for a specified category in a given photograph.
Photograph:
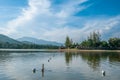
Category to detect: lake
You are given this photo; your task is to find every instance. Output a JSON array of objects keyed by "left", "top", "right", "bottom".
[{"left": 0, "top": 51, "right": 120, "bottom": 80}]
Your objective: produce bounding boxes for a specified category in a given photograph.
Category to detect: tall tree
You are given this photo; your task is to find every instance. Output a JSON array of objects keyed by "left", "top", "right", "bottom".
[
  {"left": 81, "top": 31, "right": 101, "bottom": 47},
  {"left": 65, "top": 36, "right": 72, "bottom": 48},
  {"left": 89, "top": 31, "right": 101, "bottom": 47}
]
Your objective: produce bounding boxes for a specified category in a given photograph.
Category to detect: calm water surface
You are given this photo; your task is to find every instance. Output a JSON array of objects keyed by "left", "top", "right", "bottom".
[{"left": 0, "top": 51, "right": 120, "bottom": 80}]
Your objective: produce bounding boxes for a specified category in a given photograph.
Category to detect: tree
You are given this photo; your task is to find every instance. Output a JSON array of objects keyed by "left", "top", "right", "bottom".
[
  {"left": 108, "top": 38, "right": 120, "bottom": 48},
  {"left": 80, "top": 31, "right": 101, "bottom": 48},
  {"left": 100, "top": 41, "right": 108, "bottom": 47},
  {"left": 81, "top": 40, "right": 89, "bottom": 47},
  {"left": 65, "top": 36, "right": 72, "bottom": 48},
  {"left": 89, "top": 31, "right": 101, "bottom": 47}
]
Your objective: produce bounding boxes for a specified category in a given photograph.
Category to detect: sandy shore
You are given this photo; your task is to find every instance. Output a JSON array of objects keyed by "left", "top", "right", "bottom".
[{"left": 59, "top": 49, "right": 120, "bottom": 52}]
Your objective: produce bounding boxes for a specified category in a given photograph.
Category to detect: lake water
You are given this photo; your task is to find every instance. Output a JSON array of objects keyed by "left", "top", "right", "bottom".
[{"left": 0, "top": 51, "right": 120, "bottom": 80}]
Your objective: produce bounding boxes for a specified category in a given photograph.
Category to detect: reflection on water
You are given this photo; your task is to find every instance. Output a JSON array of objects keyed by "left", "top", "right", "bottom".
[
  {"left": 65, "top": 52, "right": 120, "bottom": 70},
  {"left": 0, "top": 51, "right": 120, "bottom": 80}
]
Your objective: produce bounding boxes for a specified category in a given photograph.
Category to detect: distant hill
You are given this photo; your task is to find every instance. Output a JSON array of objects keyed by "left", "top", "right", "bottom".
[
  {"left": 0, "top": 34, "right": 21, "bottom": 44},
  {"left": 21, "top": 41, "right": 34, "bottom": 44},
  {"left": 17, "top": 37, "right": 63, "bottom": 46},
  {"left": 0, "top": 34, "right": 62, "bottom": 46},
  {"left": 0, "top": 34, "right": 60, "bottom": 49}
]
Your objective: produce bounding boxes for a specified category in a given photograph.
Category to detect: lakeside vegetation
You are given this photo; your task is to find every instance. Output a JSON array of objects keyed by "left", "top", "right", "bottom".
[
  {"left": 65, "top": 31, "right": 120, "bottom": 50},
  {"left": 0, "top": 31, "right": 119, "bottom": 50},
  {"left": 0, "top": 42, "right": 59, "bottom": 49},
  {"left": 0, "top": 34, "right": 60, "bottom": 49}
]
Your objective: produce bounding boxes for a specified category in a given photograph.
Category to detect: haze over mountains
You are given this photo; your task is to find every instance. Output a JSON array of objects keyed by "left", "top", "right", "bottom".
[
  {"left": 0, "top": 34, "right": 63, "bottom": 46},
  {"left": 17, "top": 37, "right": 63, "bottom": 46},
  {"left": 0, "top": 34, "right": 21, "bottom": 44}
]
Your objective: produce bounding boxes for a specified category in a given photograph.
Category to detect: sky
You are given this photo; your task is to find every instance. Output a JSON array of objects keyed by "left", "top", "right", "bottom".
[{"left": 0, "top": 0, "right": 120, "bottom": 43}]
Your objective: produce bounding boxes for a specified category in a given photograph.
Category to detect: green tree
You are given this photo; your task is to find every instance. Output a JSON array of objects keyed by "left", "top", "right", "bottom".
[
  {"left": 108, "top": 38, "right": 120, "bottom": 48},
  {"left": 81, "top": 31, "right": 101, "bottom": 48},
  {"left": 81, "top": 40, "right": 89, "bottom": 47},
  {"left": 100, "top": 41, "right": 108, "bottom": 47},
  {"left": 65, "top": 36, "right": 72, "bottom": 48},
  {"left": 89, "top": 31, "right": 101, "bottom": 47}
]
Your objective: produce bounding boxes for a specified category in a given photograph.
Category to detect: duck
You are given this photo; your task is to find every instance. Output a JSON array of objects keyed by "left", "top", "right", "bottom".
[{"left": 102, "top": 70, "right": 105, "bottom": 76}]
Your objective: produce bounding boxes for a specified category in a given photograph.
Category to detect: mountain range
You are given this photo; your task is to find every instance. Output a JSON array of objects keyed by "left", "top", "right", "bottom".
[
  {"left": 0, "top": 34, "right": 21, "bottom": 44},
  {"left": 17, "top": 37, "right": 62, "bottom": 46},
  {"left": 0, "top": 34, "right": 63, "bottom": 46}
]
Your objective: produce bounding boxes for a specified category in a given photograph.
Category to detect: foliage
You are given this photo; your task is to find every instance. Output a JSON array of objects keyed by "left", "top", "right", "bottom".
[
  {"left": 65, "top": 36, "right": 73, "bottom": 48},
  {"left": 108, "top": 38, "right": 120, "bottom": 47},
  {"left": 0, "top": 42, "right": 59, "bottom": 49},
  {"left": 80, "top": 31, "right": 101, "bottom": 47},
  {"left": 64, "top": 31, "right": 120, "bottom": 50},
  {"left": 100, "top": 41, "right": 108, "bottom": 47}
]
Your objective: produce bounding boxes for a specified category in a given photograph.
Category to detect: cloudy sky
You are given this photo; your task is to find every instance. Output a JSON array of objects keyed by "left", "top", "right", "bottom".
[{"left": 0, "top": 0, "right": 120, "bottom": 42}]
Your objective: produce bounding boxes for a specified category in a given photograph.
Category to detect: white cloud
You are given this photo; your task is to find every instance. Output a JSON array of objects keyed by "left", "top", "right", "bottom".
[
  {"left": 42, "top": 15, "right": 120, "bottom": 42},
  {"left": 0, "top": 0, "right": 50, "bottom": 33},
  {"left": 0, "top": 0, "right": 120, "bottom": 43}
]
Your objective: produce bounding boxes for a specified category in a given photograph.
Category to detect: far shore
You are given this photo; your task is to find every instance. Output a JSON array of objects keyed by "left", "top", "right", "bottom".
[
  {"left": 59, "top": 49, "right": 120, "bottom": 52},
  {"left": 0, "top": 49, "right": 120, "bottom": 52}
]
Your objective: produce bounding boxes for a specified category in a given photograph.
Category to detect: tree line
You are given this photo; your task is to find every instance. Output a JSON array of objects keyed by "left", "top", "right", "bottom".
[
  {"left": 65, "top": 32, "right": 120, "bottom": 50},
  {"left": 0, "top": 42, "right": 59, "bottom": 49}
]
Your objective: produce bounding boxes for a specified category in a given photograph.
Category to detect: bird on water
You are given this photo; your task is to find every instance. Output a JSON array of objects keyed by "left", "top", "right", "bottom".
[{"left": 102, "top": 70, "right": 105, "bottom": 76}]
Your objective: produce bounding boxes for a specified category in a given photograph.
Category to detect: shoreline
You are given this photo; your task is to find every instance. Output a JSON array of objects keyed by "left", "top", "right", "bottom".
[
  {"left": 0, "top": 49, "right": 59, "bottom": 52},
  {"left": 0, "top": 49, "right": 120, "bottom": 52},
  {"left": 59, "top": 49, "right": 120, "bottom": 52}
]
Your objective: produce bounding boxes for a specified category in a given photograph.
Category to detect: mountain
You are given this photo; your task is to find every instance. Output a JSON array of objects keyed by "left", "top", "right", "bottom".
[
  {"left": 21, "top": 41, "right": 34, "bottom": 44},
  {"left": 0, "top": 34, "right": 59, "bottom": 49},
  {"left": 0, "top": 34, "right": 21, "bottom": 44},
  {"left": 17, "top": 37, "right": 63, "bottom": 46},
  {"left": 0, "top": 34, "right": 62, "bottom": 46}
]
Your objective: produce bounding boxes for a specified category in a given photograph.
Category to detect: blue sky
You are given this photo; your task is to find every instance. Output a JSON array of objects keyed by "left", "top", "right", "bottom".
[{"left": 0, "top": 0, "right": 120, "bottom": 42}]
